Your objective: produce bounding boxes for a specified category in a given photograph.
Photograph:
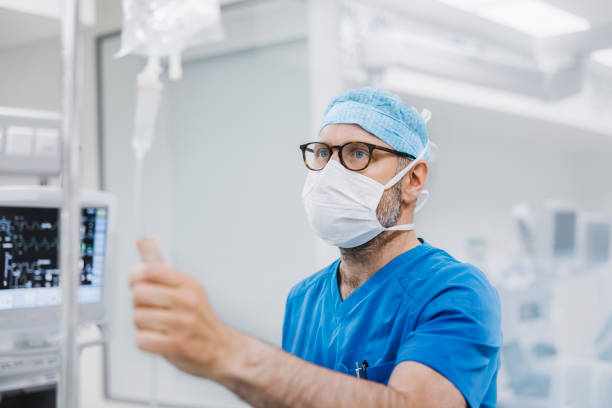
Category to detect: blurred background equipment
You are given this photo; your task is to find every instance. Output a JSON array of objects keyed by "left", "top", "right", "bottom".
[
  {"left": 579, "top": 213, "right": 611, "bottom": 267},
  {"left": 499, "top": 199, "right": 612, "bottom": 407}
]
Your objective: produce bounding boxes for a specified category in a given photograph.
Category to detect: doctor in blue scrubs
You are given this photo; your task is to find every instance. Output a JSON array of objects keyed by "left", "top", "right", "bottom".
[{"left": 130, "top": 87, "right": 502, "bottom": 408}]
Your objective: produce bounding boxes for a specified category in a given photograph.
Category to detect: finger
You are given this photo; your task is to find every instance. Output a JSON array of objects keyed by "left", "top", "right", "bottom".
[
  {"left": 133, "top": 306, "right": 177, "bottom": 332},
  {"left": 132, "top": 282, "right": 178, "bottom": 308},
  {"left": 130, "top": 264, "right": 181, "bottom": 287},
  {"left": 129, "top": 264, "right": 147, "bottom": 288},
  {"left": 135, "top": 329, "right": 173, "bottom": 356},
  {"left": 136, "top": 237, "right": 165, "bottom": 266}
]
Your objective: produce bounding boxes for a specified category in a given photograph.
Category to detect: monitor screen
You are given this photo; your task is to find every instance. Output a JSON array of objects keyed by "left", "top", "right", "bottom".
[
  {"left": 586, "top": 222, "right": 610, "bottom": 264},
  {"left": 553, "top": 211, "right": 576, "bottom": 258},
  {"left": 0, "top": 206, "right": 107, "bottom": 309}
]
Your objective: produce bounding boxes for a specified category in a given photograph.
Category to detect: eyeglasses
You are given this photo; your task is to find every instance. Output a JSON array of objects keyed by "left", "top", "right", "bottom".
[{"left": 299, "top": 141, "right": 415, "bottom": 171}]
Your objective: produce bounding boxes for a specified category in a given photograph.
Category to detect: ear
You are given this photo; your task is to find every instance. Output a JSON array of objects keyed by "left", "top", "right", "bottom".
[{"left": 401, "top": 161, "right": 428, "bottom": 209}]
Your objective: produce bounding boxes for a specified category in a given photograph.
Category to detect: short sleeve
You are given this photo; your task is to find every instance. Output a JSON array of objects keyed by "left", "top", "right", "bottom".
[
  {"left": 281, "top": 289, "right": 295, "bottom": 352},
  {"left": 396, "top": 267, "right": 502, "bottom": 408}
]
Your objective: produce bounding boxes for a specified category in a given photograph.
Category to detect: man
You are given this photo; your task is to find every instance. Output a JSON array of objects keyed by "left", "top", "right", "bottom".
[{"left": 130, "top": 88, "right": 502, "bottom": 408}]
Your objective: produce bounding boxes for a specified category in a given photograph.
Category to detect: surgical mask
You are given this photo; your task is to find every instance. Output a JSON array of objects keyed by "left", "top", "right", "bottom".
[{"left": 302, "top": 141, "right": 430, "bottom": 248}]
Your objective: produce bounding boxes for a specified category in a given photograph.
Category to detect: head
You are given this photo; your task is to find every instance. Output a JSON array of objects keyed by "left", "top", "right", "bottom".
[
  {"left": 317, "top": 124, "right": 428, "bottom": 261},
  {"left": 315, "top": 87, "right": 430, "bottom": 260}
]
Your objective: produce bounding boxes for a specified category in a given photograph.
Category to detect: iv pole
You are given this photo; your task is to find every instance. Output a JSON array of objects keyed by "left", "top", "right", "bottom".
[{"left": 58, "top": 0, "right": 82, "bottom": 407}]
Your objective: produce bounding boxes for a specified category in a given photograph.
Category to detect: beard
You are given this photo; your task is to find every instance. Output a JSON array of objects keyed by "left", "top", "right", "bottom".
[{"left": 339, "top": 180, "right": 403, "bottom": 264}]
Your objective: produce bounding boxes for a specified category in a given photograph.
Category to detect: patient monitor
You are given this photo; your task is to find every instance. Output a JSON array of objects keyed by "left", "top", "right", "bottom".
[
  {"left": 0, "top": 186, "right": 115, "bottom": 395},
  {"left": 0, "top": 186, "right": 116, "bottom": 331}
]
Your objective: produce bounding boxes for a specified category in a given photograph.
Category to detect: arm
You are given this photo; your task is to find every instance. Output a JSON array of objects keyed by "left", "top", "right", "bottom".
[
  {"left": 217, "top": 331, "right": 466, "bottom": 408},
  {"left": 130, "top": 263, "right": 466, "bottom": 408}
]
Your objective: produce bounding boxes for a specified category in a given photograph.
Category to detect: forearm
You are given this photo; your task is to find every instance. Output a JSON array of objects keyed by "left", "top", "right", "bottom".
[{"left": 215, "top": 330, "right": 412, "bottom": 408}]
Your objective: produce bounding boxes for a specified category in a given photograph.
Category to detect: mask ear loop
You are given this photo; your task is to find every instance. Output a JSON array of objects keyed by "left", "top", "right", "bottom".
[
  {"left": 410, "top": 109, "right": 433, "bottom": 215},
  {"left": 384, "top": 140, "right": 431, "bottom": 189},
  {"left": 420, "top": 108, "right": 432, "bottom": 123},
  {"left": 414, "top": 141, "right": 436, "bottom": 215},
  {"left": 414, "top": 190, "right": 429, "bottom": 214}
]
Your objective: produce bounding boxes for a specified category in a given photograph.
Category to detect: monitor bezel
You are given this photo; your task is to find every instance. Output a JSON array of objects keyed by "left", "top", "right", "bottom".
[{"left": 0, "top": 186, "right": 116, "bottom": 332}]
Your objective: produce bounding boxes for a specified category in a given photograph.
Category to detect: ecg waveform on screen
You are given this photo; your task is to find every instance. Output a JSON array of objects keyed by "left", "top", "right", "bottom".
[
  {"left": 13, "top": 235, "right": 58, "bottom": 252},
  {"left": 0, "top": 208, "right": 60, "bottom": 290},
  {"left": 0, "top": 218, "right": 57, "bottom": 233},
  {"left": 0, "top": 207, "right": 107, "bottom": 291}
]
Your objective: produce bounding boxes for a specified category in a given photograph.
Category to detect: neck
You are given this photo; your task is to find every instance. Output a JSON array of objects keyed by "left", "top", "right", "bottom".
[{"left": 337, "top": 230, "right": 421, "bottom": 300}]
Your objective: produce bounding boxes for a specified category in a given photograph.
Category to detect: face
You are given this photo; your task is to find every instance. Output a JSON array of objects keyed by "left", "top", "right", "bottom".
[
  {"left": 316, "top": 124, "right": 428, "bottom": 254},
  {"left": 318, "top": 124, "right": 416, "bottom": 261}
]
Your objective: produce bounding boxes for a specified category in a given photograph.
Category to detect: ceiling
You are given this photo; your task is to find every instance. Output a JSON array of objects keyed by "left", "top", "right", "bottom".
[
  {"left": 0, "top": 0, "right": 610, "bottom": 50},
  {"left": 0, "top": 0, "right": 252, "bottom": 50},
  {"left": 546, "top": 0, "right": 612, "bottom": 26}
]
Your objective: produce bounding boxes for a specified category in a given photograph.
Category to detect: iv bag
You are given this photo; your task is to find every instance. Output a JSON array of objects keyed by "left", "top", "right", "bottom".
[{"left": 117, "top": 0, "right": 224, "bottom": 59}]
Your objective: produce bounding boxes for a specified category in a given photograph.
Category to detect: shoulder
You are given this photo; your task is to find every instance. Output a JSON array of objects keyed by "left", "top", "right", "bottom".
[
  {"left": 286, "top": 259, "right": 338, "bottom": 302},
  {"left": 396, "top": 242, "right": 498, "bottom": 295},
  {"left": 394, "top": 242, "right": 501, "bottom": 326},
  {"left": 430, "top": 259, "right": 501, "bottom": 325}
]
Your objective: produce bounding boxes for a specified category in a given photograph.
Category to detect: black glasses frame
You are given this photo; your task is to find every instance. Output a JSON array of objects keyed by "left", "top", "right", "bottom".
[{"left": 299, "top": 141, "right": 416, "bottom": 171}]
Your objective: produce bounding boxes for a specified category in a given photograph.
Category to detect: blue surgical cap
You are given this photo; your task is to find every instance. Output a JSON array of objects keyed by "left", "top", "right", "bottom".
[{"left": 319, "top": 87, "right": 430, "bottom": 161}]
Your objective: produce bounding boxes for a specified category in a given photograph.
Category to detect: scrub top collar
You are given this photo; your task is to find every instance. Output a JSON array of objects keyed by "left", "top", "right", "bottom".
[{"left": 330, "top": 238, "right": 432, "bottom": 318}]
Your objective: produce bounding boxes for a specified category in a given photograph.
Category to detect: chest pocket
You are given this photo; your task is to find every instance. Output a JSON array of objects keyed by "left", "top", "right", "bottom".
[{"left": 365, "top": 361, "right": 396, "bottom": 385}]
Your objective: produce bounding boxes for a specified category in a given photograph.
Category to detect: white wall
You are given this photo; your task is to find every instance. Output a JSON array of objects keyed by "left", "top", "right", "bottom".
[{"left": 0, "top": 37, "right": 61, "bottom": 111}]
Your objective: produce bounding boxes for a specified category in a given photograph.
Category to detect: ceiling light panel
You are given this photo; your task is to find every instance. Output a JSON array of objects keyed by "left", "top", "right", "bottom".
[
  {"left": 438, "top": 0, "right": 592, "bottom": 37},
  {"left": 592, "top": 49, "right": 612, "bottom": 67},
  {"left": 436, "top": 0, "right": 501, "bottom": 13}
]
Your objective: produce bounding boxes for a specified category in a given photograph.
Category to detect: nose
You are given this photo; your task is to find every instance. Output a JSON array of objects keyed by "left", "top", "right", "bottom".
[{"left": 329, "top": 146, "right": 341, "bottom": 163}]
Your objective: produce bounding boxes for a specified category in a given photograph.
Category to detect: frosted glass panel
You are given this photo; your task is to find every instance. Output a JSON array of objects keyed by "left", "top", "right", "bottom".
[
  {"left": 167, "top": 40, "right": 314, "bottom": 346},
  {"left": 99, "top": 33, "right": 313, "bottom": 407}
]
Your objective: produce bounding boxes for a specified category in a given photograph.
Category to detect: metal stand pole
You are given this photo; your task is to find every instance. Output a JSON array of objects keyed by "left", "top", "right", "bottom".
[{"left": 58, "top": 0, "right": 82, "bottom": 407}]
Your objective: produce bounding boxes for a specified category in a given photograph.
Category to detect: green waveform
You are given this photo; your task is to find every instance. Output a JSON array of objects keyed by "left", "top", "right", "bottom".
[
  {"left": 0, "top": 217, "right": 57, "bottom": 235},
  {"left": 14, "top": 220, "right": 57, "bottom": 232},
  {"left": 12, "top": 235, "right": 58, "bottom": 252}
]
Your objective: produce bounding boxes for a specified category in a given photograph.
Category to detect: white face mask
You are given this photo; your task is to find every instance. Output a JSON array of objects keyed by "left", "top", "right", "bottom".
[{"left": 302, "top": 141, "right": 430, "bottom": 249}]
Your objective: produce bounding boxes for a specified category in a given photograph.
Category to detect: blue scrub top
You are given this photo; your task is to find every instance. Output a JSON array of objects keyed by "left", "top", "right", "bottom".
[{"left": 282, "top": 239, "right": 502, "bottom": 408}]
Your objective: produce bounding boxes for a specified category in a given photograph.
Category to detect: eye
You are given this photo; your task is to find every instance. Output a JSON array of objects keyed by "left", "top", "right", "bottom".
[
  {"left": 349, "top": 147, "right": 369, "bottom": 161},
  {"left": 316, "top": 149, "right": 330, "bottom": 159},
  {"left": 354, "top": 150, "right": 367, "bottom": 159}
]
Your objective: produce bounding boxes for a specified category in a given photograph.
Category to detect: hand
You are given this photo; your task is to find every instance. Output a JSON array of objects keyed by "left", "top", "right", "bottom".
[{"left": 129, "top": 257, "right": 237, "bottom": 380}]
